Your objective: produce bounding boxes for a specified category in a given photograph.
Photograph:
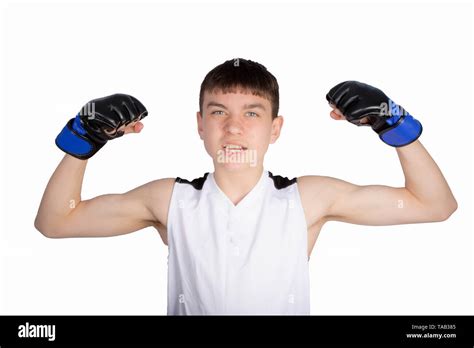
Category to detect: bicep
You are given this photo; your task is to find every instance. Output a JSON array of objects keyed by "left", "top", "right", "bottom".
[
  {"left": 52, "top": 179, "right": 174, "bottom": 238},
  {"left": 325, "top": 179, "right": 429, "bottom": 225},
  {"left": 57, "top": 192, "right": 153, "bottom": 238},
  {"left": 299, "top": 175, "right": 433, "bottom": 226}
]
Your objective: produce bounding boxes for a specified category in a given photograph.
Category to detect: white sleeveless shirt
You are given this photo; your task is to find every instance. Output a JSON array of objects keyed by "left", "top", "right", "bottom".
[{"left": 166, "top": 170, "right": 310, "bottom": 315}]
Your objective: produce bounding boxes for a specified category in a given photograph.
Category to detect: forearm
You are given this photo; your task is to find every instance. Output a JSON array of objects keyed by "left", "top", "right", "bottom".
[
  {"left": 397, "top": 140, "right": 457, "bottom": 215},
  {"left": 35, "top": 154, "right": 87, "bottom": 230}
]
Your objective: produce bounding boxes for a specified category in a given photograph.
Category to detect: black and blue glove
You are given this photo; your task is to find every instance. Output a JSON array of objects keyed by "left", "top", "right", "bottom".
[
  {"left": 55, "top": 94, "right": 148, "bottom": 159},
  {"left": 326, "top": 81, "right": 422, "bottom": 147}
]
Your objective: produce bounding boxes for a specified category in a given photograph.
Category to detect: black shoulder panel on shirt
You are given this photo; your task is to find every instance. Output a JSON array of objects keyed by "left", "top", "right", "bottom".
[
  {"left": 268, "top": 171, "right": 297, "bottom": 190},
  {"left": 175, "top": 173, "right": 209, "bottom": 190}
]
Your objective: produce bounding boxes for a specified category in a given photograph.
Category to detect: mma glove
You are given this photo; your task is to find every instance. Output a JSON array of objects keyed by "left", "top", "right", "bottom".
[
  {"left": 55, "top": 94, "right": 148, "bottom": 159},
  {"left": 326, "top": 81, "right": 422, "bottom": 147}
]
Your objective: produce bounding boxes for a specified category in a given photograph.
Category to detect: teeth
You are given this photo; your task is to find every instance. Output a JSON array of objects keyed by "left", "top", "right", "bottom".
[{"left": 224, "top": 144, "right": 243, "bottom": 149}]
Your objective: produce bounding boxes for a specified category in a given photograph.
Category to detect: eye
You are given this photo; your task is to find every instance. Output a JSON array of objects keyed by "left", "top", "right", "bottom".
[
  {"left": 211, "top": 110, "right": 225, "bottom": 116},
  {"left": 246, "top": 111, "right": 259, "bottom": 117}
]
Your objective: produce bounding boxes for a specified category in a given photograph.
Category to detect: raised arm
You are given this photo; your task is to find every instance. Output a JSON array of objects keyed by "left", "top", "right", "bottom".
[
  {"left": 34, "top": 94, "right": 174, "bottom": 239},
  {"left": 34, "top": 155, "right": 174, "bottom": 238},
  {"left": 300, "top": 141, "right": 457, "bottom": 227},
  {"left": 299, "top": 81, "right": 457, "bottom": 228}
]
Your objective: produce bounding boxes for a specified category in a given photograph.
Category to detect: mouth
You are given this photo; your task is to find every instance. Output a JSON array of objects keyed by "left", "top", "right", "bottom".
[{"left": 222, "top": 144, "right": 248, "bottom": 151}]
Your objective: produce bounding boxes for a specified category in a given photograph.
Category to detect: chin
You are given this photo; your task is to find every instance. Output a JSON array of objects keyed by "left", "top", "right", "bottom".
[
  {"left": 217, "top": 162, "right": 247, "bottom": 171},
  {"left": 214, "top": 161, "right": 255, "bottom": 172}
]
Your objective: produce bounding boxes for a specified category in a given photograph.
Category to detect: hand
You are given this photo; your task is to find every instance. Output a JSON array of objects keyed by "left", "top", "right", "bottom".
[
  {"left": 111, "top": 119, "right": 144, "bottom": 135},
  {"left": 56, "top": 94, "right": 148, "bottom": 159},
  {"left": 326, "top": 81, "right": 422, "bottom": 147},
  {"left": 329, "top": 105, "right": 345, "bottom": 121},
  {"left": 329, "top": 104, "right": 372, "bottom": 124}
]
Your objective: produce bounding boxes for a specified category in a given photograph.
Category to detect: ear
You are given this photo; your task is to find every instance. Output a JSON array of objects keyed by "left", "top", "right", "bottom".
[
  {"left": 197, "top": 111, "right": 204, "bottom": 140},
  {"left": 270, "top": 115, "right": 284, "bottom": 144}
]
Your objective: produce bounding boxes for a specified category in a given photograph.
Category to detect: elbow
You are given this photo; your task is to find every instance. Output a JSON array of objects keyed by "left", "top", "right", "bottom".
[
  {"left": 430, "top": 199, "right": 458, "bottom": 222},
  {"left": 34, "top": 217, "right": 51, "bottom": 238},
  {"left": 34, "top": 216, "right": 62, "bottom": 238},
  {"left": 34, "top": 216, "right": 46, "bottom": 235}
]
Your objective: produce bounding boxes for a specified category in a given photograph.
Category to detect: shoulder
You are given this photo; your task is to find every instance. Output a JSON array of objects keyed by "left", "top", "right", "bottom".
[
  {"left": 297, "top": 175, "right": 332, "bottom": 194},
  {"left": 296, "top": 175, "right": 343, "bottom": 226},
  {"left": 139, "top": 177, "right": 176, "bottom": 195},
  {"left": 115, "top": 177, "right": 176, "bottom": 230},
  {"left": 297, "top": 175, "right": 348, "bottom": 195},
  {"left": 297, "top": 175, "right": 332, "bottom": 208},
  {"left": 142, "top": 173, "right": 211, "bottom": 197},
  {"left": 297, "top": 175, "right": 354, "bottom": 206}
]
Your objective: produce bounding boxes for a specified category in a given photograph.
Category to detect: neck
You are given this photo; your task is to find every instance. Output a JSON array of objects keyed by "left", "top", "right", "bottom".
[{"left": 213, "top": 165, "right": 264, "bottom": 205}]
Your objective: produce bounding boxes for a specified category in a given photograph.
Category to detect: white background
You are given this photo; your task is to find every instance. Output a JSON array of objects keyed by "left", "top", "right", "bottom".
[{"left": 0, "top": 0, "right": 472, "bottom": 315}]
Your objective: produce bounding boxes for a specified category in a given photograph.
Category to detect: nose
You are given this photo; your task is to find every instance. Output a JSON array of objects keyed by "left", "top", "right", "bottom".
[{"left": 223, "top": 116, "right": 243, "bottom": 135}]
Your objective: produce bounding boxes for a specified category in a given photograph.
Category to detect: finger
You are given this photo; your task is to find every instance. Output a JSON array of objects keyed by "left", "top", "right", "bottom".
[
  {"left": 123, "top": 121, "right": 144, "bottom": 134},
  {"left": 329, "top": 104, "right": 344, "bottom": 115},
  {"left": 133, "top": 122, "right": 144, "bottom": 133},
  {"left": 359, "top": 116, "right": 370, "bottom": 124},
  {"left": 330, "top": 110, "right": 345, "bottom": 120},
  {"left": 333, "top": 107, "right": 344, "bottom": 116}
]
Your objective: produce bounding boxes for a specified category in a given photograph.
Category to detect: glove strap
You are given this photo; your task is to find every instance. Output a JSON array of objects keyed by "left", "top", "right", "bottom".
[
  {"left": 55, "top": 115, "right": 103, "bottom": 159},
  {"left": 378, "top": 113, "right": 423, "bottom": 147}
]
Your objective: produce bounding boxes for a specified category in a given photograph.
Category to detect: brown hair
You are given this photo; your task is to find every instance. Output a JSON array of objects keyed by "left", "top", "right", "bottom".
[{"left": 199, "top": 58, "right": 279, "bottom": 119}]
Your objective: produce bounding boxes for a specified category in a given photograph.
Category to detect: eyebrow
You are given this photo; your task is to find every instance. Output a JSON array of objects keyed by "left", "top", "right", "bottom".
[
  {"left": 243, "top": 103, "right": 266, "bottom": 111},
  {"left": 206, "top": 101, "right": 267, "bottom": 111},
  {"left": 206, "top": 102, "right": 228, "bottom": 109}
]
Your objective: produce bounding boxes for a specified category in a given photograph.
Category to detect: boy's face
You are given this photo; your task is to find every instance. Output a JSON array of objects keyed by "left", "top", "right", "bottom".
[{"left": 197, "top": 89, "right": 283, "bottom": 172}]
